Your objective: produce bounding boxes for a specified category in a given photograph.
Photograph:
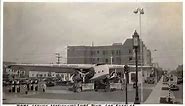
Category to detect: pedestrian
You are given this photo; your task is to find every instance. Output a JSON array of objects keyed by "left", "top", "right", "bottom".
[
  {"left": 23, "top": 84, "right": 28, "bottom": 94},
  {"left": 27, "top": 82, "right": 29, "bottom": 91},
  {"left": 30, "top": 80, "right": 33, "bottom": 91},
  {"left": 42, "top": 83, "right": 46, "bottom": 92},
  {"left": 35, "top": 80, "right": 38, "bottom": 91},
  {"left": 12, "top": 81, "right": 15, "bottom": 92},
  {"left": 17, "top": 80, "right": 20, "bottom": 93},
  {"left": 121, "top": 77, "right": 125, "bottom": 91}
]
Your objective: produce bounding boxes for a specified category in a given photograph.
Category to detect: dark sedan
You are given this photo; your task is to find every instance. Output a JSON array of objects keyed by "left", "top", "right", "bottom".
[
  {"left": 170, "top": 84, "right": 179, "bottom": 91},
  {"left": 46, "top": 81, "right": 55, "bottom": 87}
]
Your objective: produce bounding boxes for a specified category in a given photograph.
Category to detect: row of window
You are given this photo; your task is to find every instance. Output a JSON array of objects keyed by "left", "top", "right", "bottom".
[
  {"left": 91, "top": 58, "right": 122, "bottom": 63},
  {"left": 91, "top": 50, "right": 122, "bottom": 56},
  {"left": 91, "top": 57, "right": 133, "bottom": 62}
]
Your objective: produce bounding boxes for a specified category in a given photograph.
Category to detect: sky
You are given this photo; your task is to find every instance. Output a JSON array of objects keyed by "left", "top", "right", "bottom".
[{"left": 3, "top": 2, "right": 183, "bottom": 70}]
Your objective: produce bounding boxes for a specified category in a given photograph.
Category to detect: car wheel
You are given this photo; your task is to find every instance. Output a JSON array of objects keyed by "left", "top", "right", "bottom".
[{"left": 76, "top": 87, "right": 82, "bottom": 92}]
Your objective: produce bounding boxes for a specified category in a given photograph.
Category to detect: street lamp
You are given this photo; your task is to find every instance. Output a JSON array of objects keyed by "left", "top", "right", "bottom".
[
  {"left": 134, "top": 7, "right": 144, "bottom": 103},
  {"left": 132, "top": 30, "right": 140, "bottom": 104},
  {"left": 124, "top": 65, "right": 129, "bottom": 104}
]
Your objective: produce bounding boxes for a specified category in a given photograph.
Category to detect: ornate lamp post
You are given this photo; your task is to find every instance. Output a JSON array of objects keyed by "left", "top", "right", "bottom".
[
  {"left": 133, "top": 30, "right": 140, "bottom": 104},
  {"left": 134, "top": 7, "right": 144, "bottom": 103},
  {"left": 124, "top": 65, "right": 129, "bottom": 104}
]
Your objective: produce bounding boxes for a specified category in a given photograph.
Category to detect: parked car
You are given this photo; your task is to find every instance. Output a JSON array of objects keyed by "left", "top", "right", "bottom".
[
  {"left": 160, "top": 97, "right": 175, "bottom": 104},
  {"left": 169, "top": 84, "right": 179, "bottom": 91},
  {"left": 146, "top": 77, "right": 155, "bottom": 84},
  {"left": 148, "top": 79, "right": 155, "bottom": 84},
  {"left": 161, "top": 84, "right": 169, "bottom": 90},
  {"left": 177, "top": 77, "right": 183, "bottom": 84},
  {"left": 46, "top": 81, "right": 55, "bottom": 87},
  {"left": 94, "top": 80, "right": 110, "bottom": 92}
]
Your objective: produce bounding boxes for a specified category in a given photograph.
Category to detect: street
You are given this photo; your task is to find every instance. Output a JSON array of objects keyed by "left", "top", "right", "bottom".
[
  {"left": 3, "top": 84, "right": 153, "bottom": 104},
  {"left": 3, "top": 76, "right": 183, "bottom": 104},
  {"left": 173, "top": 84, "right": 183, "bottom": 103}
]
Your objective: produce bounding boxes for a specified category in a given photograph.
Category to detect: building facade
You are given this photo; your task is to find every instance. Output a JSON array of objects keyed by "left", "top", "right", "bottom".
[{"left": 67, "top": 38, "right": 152, "bottom": 66}]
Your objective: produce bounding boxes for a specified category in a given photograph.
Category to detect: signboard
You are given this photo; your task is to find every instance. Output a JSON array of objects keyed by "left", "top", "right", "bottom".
[
  {"left": 82, "top": 83, "right": 94, "bottom": 90},
  {"left": 110, "top": 83, "right": 122, "bottom": 89}
]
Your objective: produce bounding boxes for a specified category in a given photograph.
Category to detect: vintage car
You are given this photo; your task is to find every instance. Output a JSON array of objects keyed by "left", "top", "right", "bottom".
[{"left": 169, "top": 84, "right": 179, "bottom": 91}]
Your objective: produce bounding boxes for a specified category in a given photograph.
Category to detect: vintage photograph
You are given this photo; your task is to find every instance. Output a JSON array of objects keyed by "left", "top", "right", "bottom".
[{"left": 2, "top": 2, "right": 183, "bottom": 104}]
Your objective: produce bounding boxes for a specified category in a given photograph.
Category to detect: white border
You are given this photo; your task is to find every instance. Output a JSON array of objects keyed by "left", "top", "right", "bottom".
[
  {"left": 1, "top": 0, "right": 184, "bottom": 2},
  {"left": 183, "top": 1, "right": 185, "bottom": 105},
  {"left": 1, "top": 0, "right": 3, "bottom": 106},
  {"left": 0, "top": 0, "right": 184, "bottom": 106}
]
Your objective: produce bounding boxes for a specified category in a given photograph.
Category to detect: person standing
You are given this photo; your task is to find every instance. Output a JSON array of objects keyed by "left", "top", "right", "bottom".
[
  {"left": 42, "top": 83, "right": 46, "bottom": 92},
  {"left": 26, "top": 81, "right": 29, "bottom": 91},
  {"left": 35, "top": 80, "right": 38, "bottom": 91},
  {"left": 24, "top": 84, "right": 28, "bottom": 94}
]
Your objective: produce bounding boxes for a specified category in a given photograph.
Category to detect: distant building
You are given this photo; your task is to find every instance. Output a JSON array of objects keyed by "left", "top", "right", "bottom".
[
  {"left": 176, "top": 65, "right": 183, "bottom": 77},
  {"left": 67, "top": 38, "right": 152, "bottom": 66}
]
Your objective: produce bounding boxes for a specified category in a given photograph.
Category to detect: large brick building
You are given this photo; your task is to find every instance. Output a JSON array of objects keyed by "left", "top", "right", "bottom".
[{"left": 67, "top": 38, "right": 152, "bottom": 66}]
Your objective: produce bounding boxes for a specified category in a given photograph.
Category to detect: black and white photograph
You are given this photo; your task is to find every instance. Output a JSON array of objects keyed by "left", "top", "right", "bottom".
[{"left": 2, "top": 1, "right": 183, "bottom": 104}]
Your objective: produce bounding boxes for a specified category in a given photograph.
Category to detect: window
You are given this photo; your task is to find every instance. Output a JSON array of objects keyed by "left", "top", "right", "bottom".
[
  {"left": 97, "top": 58, "right": 99, "bottom": 61},
  {"left": 129, "top": 49, "right": 132, "bottom": 54},
  {"left": 103, "top": 51, "right": 105, "bottom": 55},
  {"left": 129, "top": 57, "right": 132, "bottom": 61},
  {"left": 97, "top": 51, "right": 99, "bottom": 54},
  {"left": 91, "top": 51, "right": 93, "bottom": 56},
  {"left": 119, "top": 50, "right": 121, "bottom": 55},
  {"left": 112, "top": 50, "right": 115, "bottom": 55},
  {"left": 116, "top": 50, "right": 119, "bottom": 55},
  {"left": 105, "top": 58, "right": 108, "bottom": 63},
  {"left": 131, "top": 73, "right": 136, "bottom": 82},
  {"left": 112, "top": 58, "right": 114, "bottom": 62},
  {"left": 91, "top": 51, "right": 96, "bottom": 56}
]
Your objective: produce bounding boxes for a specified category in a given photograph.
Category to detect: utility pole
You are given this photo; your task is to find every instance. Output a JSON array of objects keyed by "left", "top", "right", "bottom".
[{"left": 55, "top": 52, "right": 62, "bottom": 64}]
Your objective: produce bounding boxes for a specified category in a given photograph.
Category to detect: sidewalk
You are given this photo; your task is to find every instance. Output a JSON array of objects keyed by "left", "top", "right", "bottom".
[{"left": 144, "top": 76, "right": 163, "bottom": 104}]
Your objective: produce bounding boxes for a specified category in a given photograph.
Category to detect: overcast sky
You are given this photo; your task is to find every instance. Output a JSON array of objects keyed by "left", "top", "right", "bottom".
[{"left": 3, "top": 2, "right": 182, "bottom": 70}]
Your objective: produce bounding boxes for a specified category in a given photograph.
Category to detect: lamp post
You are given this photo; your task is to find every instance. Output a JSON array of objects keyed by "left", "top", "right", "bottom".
[
  {"left": 132, "top": 30, "right": 140, "bottom": 104},
  {"left": 124, "top": 65, "right": 129, "bottom": 104},
  {"left": 134, "top": 7, "right": 144, "bottom": 103}
]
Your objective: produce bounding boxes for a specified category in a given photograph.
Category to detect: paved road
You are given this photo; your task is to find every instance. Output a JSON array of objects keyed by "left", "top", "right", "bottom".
[
  {"left": 173, "top": 84, "right": 183, "bottom": 103},
  {"left": 21, "top": 89, "right": 152, "bottom": 102},
  {"left": 3, "top": 84, "right": 153, "bottom": 104}
]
